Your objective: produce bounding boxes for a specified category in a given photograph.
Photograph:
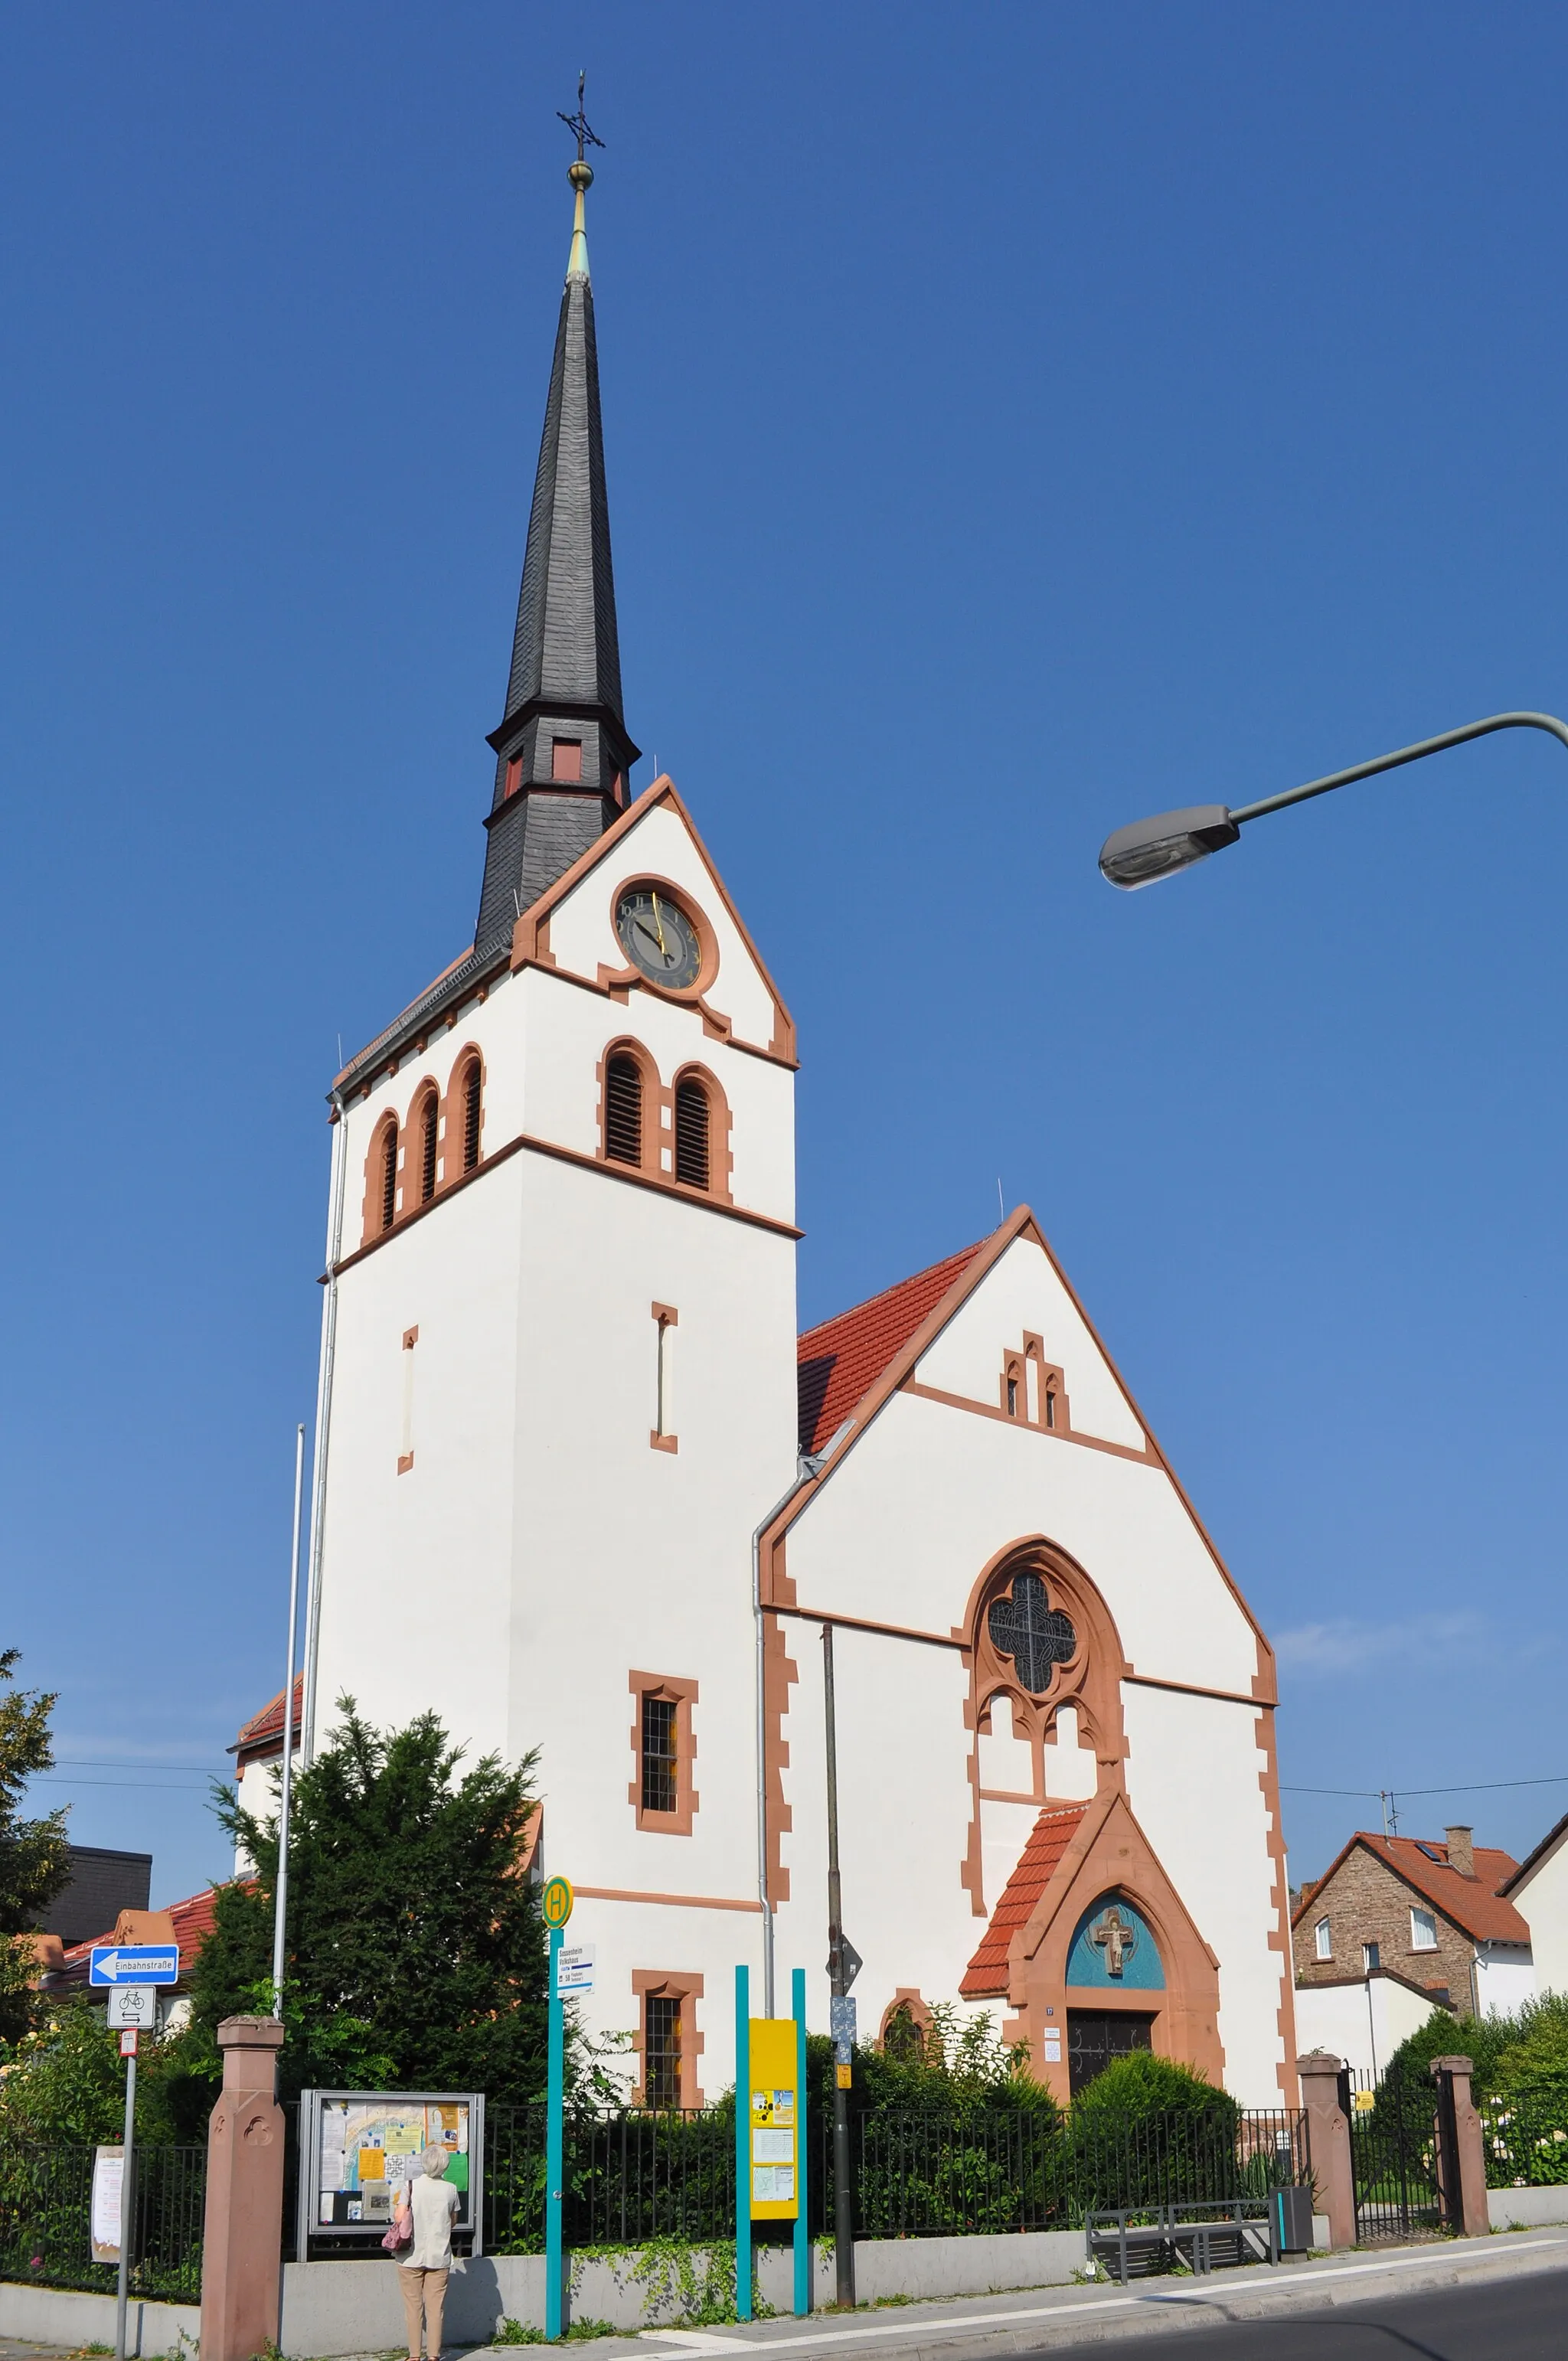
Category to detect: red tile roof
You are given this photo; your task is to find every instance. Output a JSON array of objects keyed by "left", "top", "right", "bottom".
[
  {"left": 961, "top": 1804, "right": 1088, "bottom": 1997},
  {"left": 797, "top": 1240, "right": 987, "bottom": 1455},
  {"left": 1292, "top": 1833, "right": 1529, "bottom": 1946},
  {"left": 60, "top": 1883, "right": 230, "bottom": 1981},
  {"left": 232, "top": 1675, "right": 302, "bottom": 1760}
]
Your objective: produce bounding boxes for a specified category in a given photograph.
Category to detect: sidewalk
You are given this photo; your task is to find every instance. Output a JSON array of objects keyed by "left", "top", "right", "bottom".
[{"left": 487, "top": 2227, "right": 1568, "bottom": 2361}]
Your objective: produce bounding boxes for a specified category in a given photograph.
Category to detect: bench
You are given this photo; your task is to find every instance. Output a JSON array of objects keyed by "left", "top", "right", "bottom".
[{"left": 1086, "top": 2199, "right": 1280, "bottom": 2284}]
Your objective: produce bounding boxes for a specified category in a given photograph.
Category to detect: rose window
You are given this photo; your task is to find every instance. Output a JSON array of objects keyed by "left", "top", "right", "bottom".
[{"left": 987, "top": 1570, "right": 1076, "bottom": 1694}]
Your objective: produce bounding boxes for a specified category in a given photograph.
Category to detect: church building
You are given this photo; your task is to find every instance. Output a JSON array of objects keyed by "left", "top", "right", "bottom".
[{"left": 237, "top": 151, "right": 1296, "bottom": 2109}]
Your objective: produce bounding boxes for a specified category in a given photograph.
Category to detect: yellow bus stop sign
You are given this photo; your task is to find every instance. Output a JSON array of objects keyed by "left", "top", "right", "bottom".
[{"left": 542, "top": 1876, "right": 573, "bottom": 1928}]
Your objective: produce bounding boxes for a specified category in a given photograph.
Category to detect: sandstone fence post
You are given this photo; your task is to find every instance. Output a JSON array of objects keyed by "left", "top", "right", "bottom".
[
  {"left": 1296, "top": 2051, "right": 1355, "bottom": 2248},
  {"left": 200, "top": 2015, "right": 286, "bottom": 2361},
  {"left": 1432, "top": 2055, "right": 1489, "bottom": 2239}
]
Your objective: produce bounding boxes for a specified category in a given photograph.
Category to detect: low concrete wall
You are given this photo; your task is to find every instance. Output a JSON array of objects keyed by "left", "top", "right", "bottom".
[
  {"left": 1488, "top": 2183, "right": 1568, "bottom": 2229},
  {"left": 0, "top": 2283, "right": 200, "bottom": 2356},
  {"left": 3, "top": 2225, "right": 1096, "bottom": 2356},
  {"left": 270, "top": 2228, "right": 1088, "bottom": 2351}
]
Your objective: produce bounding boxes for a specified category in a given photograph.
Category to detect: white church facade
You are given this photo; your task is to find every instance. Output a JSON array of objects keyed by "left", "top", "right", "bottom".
[{"left": 236, "top": 157, "right": 1297, "bottom": 2110}]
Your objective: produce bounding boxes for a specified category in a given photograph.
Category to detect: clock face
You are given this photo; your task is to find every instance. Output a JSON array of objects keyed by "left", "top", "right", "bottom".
[{"left": 615, "top": 886, "right": 704, "bottom": 990}]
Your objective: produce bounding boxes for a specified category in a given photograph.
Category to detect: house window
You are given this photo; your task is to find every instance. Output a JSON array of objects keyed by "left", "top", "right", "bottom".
[
  {"left": 460, "top": 1058, "right": 482, "bottom": 1172},
  {"left": 643, "top": 1992, "right": 681, "bottom": 2108},
  {"left": 674, "top": 1076, "right": 710, "bottom": 1189},
  {"left": 417, "top": 1092, "right": 439, "bottom": 1205},
  {"left": 1314, "top": 1918, "right": 1332, "bottom": 1961},
  {"left": 551, "top": 737, "right": 583, "bottom": 782},
  {"left": 606, "top": 1053, "right": 642, "bottom": 1165},
  {"left": 1363, "top": 1941, "right": 1380, "bottom": 1973},
  {"left": 1410, "top": 1907, "right": 1438, "bottom": 1951},
  {"left": 629, "top": 1670, "right": 697, "bottom": 1831},
  {"left": 379, "top": 1120, "right": 399, "bottom": 1233},
  {"left": 651, "top": 1303, "right": 678, "bottom": 1451},
  {"left": 641, "top": 1696, "right": 678, "bottom": 1813}
]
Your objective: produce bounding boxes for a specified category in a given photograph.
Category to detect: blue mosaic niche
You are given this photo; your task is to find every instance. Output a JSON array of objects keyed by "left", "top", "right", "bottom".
[{"left": 1066, "top": 1893, "right": 1165, "bottom": 1990}]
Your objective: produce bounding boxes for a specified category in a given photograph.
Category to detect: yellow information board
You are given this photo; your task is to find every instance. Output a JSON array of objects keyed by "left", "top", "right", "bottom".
[{"left": 747, "top": 2017, "right": 800, "bottom": 2221}]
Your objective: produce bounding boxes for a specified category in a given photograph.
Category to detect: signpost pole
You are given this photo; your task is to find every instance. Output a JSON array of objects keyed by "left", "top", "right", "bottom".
[
  {"left": 546, "top": 1922, "right": 564, "bottom": 2340},
  {"left": 822, "top": 1624, "right": 856, "bottom": 2310},
  {"left": 734, "top": 1965, "right": 751, "bottom": 2323},
  {"left": 791, "top": 1967, "right": 808, "bottom": 2316},
  {"left": 114, "top": 2045, "right": 136, "bottom": 2361}
]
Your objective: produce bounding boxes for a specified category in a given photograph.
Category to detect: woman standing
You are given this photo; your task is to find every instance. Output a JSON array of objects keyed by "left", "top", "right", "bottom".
[{"left": 394, "top": 2144, "right": 460, "bottom": 2361}]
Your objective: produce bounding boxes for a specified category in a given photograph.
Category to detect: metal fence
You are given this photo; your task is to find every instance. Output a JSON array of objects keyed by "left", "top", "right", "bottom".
[
  {"left": 481, "top": 2103, "right": 1308, "bottom": 2251},
  {"left": 0, "top": 2139, "right": 206, "bottom": 2298}
]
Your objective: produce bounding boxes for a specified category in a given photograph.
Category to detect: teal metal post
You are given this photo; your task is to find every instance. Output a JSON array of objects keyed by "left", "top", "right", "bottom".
[
  {"left": 734, "top": 1964, "right": 752, "bottom": 2322},
  {"left": 792, "top": 1967, "right": 809, "bottom": 2315},
  {"left": 546, "top": 1924, "right": 565, "bottom": 2339}
]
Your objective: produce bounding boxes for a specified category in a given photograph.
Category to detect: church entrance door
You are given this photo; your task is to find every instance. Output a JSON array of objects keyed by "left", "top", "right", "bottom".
[{"left": 1067, "top": 2009, "right": 1153, "bottom": 2096}]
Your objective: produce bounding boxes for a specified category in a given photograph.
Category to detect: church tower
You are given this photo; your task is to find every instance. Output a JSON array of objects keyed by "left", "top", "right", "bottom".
[{"left": 302, "top": 126, "right": 802, "bottom": 2092}]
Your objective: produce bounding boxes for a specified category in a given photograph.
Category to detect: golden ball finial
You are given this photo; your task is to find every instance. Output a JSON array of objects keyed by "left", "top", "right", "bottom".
[{"left": 569, "top": 159, "right": 594, "bottom": 193}]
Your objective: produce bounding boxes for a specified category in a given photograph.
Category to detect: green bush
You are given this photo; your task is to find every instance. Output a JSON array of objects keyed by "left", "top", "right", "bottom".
[{"left": 1067, "top": 2054, "right": 1240, "bottom": 2215}]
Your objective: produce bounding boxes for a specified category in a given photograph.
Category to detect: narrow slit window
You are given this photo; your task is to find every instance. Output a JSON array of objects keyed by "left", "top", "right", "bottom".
[
  {"left": 674, "top": 1077, "right": 710, "bottom": 1189},
  {"left": 1007, "top": 1376, "right": 1018, "bottom": 1417},
  {"left": 398, "top": 1325, "right": 417, "bottom": 1474},
  {"left": 651, "top": 1306, "right": 677, "bottom": 1448},
  {"left": 380, "top": 1123, "right": 399, "bottom": 1233},
  {"left": 1044, "top": 1377, "right": 1058, "bottom": 1430},
  {"left": 462, "top": 1061, "right": 482, "bottom": 1172},
  {"left": 641, "top": 1695, "right": 678, "bottom": 1814},
  {"left": 606, "top": 1054, "right": 642, "bottom": 1164},
  {"left": 419, "top": 1096, "right": 439, "bottom": 1204},
  {"left": 643, "top": 1992, "right": 681, "bottom": 2110}
]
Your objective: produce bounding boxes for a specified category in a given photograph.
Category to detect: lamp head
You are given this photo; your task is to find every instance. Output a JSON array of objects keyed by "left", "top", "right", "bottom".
[{"left": 1098, "top": 805, "right": 1241, "bottom": 890}]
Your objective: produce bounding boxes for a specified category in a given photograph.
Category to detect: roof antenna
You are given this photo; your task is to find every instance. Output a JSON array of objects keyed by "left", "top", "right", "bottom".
[
  {"left": 997, "top": 1177, "right": 1004, "bottom": 1226},
  {"left": 336, "top": 1032, "right": 343, "bottom": 1070}
]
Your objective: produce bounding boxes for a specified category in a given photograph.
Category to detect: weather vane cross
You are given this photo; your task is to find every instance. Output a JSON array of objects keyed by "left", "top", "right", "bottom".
[{"left": 557, "top": 71, "right": 604, "bottom": 164}]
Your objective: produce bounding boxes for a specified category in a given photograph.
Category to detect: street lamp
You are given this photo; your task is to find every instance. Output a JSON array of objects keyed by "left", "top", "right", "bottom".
[{"left": 1097, "top": 710, "right": 1568, "bottom": 890}]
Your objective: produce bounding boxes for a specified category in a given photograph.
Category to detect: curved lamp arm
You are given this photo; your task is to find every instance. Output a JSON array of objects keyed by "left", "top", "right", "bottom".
[{"left": 1099, "top": 710, "right": 1568, "bottom": 889}]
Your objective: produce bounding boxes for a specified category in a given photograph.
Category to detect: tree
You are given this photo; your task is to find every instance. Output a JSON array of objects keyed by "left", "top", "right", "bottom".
[
  {"left": 194, "top": 1698, "right": 549, "bottom": 2104},
  {"left": 0, "top": 1650, "right": 71, "bottom": 2049}
]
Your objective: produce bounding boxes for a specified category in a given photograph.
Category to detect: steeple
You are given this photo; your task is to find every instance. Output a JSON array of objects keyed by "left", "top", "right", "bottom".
[{"left": 475, "top": 91, "right": 640, "bottom": 958}]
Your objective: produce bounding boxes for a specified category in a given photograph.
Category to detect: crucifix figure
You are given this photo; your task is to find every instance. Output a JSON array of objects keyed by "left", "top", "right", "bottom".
[
  {"left": 1092, "top": 1905, "right": 1137, "bottom": 1977},
  {"left": 557, "top": 70, "right": 605, "bottom": 164}
]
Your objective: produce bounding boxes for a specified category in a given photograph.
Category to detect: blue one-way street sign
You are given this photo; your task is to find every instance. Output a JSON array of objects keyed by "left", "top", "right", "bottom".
[{"left": 90, "top": 1946, "right": 179, "bottom": 1987}]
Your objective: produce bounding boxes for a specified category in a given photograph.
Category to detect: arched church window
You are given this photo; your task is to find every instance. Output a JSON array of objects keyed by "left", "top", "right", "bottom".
[
  {"left": 379, "top": 1119, "right": 399, "bottom": 1234},
  {"left": 606, "top": 1053, "right": 643, "bottom": 1165},
  {"left": 987, "top": 1570, "right": 1076, "bottom": 1695},
  {"left": 460, "top": 1057, "right": 482, "bottom": 1172},
  {"left": 416, "top": 1090, "right": 439, "bottom": 1205},
  {"left": 674, "top": 1076, "right": 710, "bottom": 1189}
]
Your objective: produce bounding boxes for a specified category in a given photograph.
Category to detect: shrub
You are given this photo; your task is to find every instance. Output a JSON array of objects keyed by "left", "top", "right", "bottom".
[{"left": 1067, "top": 2054, "right": 1240, "bottom": 2214}]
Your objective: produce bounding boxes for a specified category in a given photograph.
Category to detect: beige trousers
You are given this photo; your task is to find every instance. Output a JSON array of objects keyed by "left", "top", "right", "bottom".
[{"left": 397, "top": 2263, "right": 449, "bottom": 2358}]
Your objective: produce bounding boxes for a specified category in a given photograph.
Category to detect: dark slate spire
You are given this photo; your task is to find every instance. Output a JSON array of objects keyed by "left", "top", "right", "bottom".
[{"left": 475, "top": 145, "right": 640, "bottom": 957}]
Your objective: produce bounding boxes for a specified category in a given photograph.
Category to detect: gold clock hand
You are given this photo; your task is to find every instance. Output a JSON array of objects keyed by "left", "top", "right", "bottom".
[{"left": 651, "top": 891, "right": 668, "bottom": 955}]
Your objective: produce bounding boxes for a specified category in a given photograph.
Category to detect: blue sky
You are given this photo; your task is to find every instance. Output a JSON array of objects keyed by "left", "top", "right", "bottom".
[{"left": 5, "top": 2, "right": 1568, "bottom": 1915}]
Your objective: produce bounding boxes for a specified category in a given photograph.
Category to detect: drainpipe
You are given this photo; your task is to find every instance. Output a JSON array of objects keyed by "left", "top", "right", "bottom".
[
  {"left": 300, "top": 1091, "right": 349, "bottom": 1767},
  {"left": 752, "top": 1422, "right": 853, "bottom": 2017}
]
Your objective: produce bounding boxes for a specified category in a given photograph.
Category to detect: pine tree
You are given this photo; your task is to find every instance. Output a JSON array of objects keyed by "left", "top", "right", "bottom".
[
  {"left": 194, "top": 1699, "right": 548, "bottom": 2104},
  {"left": 0, "top": 1650, "right": 72, "bottom": 2047}
]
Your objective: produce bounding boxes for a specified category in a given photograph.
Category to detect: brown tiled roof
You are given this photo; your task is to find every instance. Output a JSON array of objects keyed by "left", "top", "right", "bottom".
[
  {"left": 232, "top": 1675, "right": 302, "bottom": 1761},
  {"left": 1292, "top": 1833, "right": 1529, "bottom": 1946},
  {"left": 960, "top": 1804, "right": 1089, "bottom": 1997},
  {"left": 797, "top": 1240, "right": 987, "bottom": 1455},
  {"left": 57, "top": 1883, "right": 230, "bottom": 1987}
]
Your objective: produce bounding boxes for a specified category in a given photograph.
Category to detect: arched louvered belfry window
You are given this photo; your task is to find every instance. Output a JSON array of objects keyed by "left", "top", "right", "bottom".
[
  {"left": 417, "top": 1091, "right": 439, "bottom": 1205},
  {"left": 605, "top": 1053, "right": 643, "bottom": 1166},
  {"left": 379, "top": 1119, "right": 399, "bottom": 1233},
  {"left": 674, "top": 1076, "right": 710, "bottom": 1190},
  {"left": 460, "top": 1057, "right": 482, "bottom": 1174}
]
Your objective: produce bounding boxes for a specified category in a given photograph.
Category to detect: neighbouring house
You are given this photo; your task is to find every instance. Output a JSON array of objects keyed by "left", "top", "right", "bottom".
[
  {"left": 41, "top": 1890, "right": 222, "bottom": 2029},
  {"left": 28, "top": 1845, "right": 152, "bottom": 1948},
  {"left": 1501, "top": 1809, "right": 1568, "bottom": 1998},
  {"left": 1292, "top": 1966, "right": 1449, "bottom": 2079},
  {"left": 1292, "top": 1826, "right": 1534, "bottom": 2020},
  {"left": 230, "top": 1675, "right": 302, "bottom": 1856}
]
